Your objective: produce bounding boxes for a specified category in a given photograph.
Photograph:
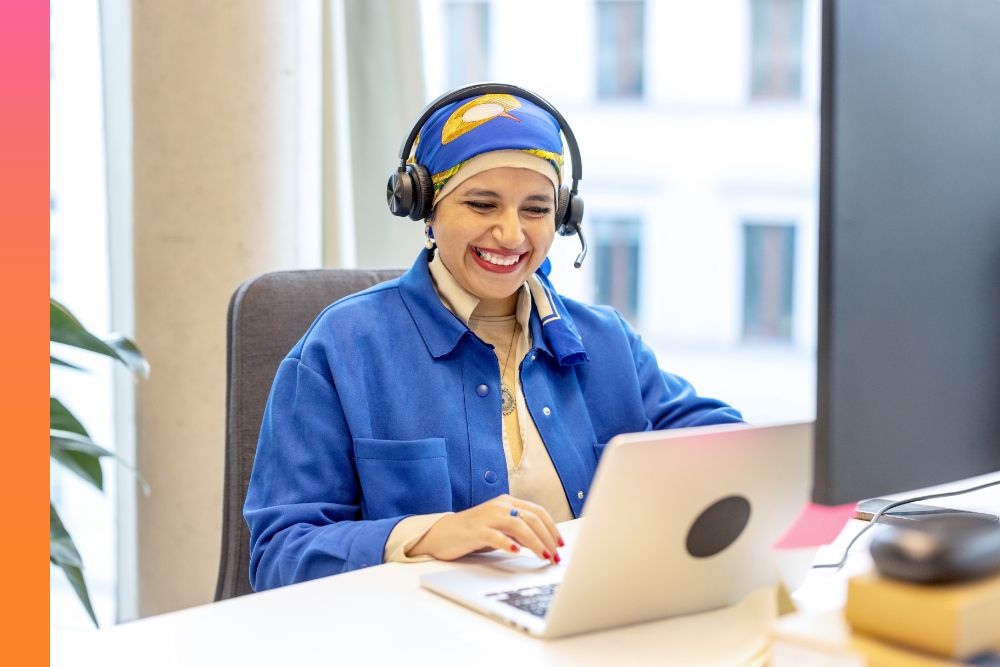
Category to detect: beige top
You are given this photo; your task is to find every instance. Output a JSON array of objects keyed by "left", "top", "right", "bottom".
[{"left": 382, "top": 253, "right": 575, "bottom": 562}]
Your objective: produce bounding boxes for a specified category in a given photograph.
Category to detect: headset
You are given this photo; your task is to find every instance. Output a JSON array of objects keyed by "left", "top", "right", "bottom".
[{"left": 386, "top": 82, "right": 588, "bottom": 268}]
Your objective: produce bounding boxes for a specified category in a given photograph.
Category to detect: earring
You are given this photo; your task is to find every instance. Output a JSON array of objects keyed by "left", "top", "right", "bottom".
[{"left": 424, "top": 222, "right": 435, "bottom": 250}]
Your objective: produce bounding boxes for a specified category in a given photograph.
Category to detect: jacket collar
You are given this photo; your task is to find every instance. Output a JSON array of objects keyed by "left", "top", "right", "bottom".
[{"left": 399, "top": 249, "right": 589, "bottom": 366}]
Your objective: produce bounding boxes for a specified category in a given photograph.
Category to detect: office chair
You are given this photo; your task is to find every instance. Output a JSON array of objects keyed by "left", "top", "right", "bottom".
[{"left": 215, "top": 267, "right": 404, "bottom": 601}]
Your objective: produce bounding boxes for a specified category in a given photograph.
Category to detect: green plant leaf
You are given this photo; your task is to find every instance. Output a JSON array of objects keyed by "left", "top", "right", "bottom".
[
  {"left": 51, "top": 430, "right": 114, "bottom": 458},
  {"left": 50, "top": 430, "right": 110, "bottom": 490},
  {"left": 50, "top": 398, "right": 90, "bottom": 438},
  {"left": 50, "top": 502, "right": 83, "bottom": 568},
  {"left": 50, "top": 503, "right": 98, "bottom": 627},
  {"left": 51, "top": 445, "right": 104, "bottom": 490},
  {"left": 50, "top": 299, "right": 117, "bottom": 357},
  {"left": 50, "top": 430, "right": 150, "bottom": 495},
  {"left": 50, "top": 355, "right": 85, "bottom": 371},
  {"left": 102, "top": 334, "right": 150, "bottom": 378},
  {"left": 56, "top": 562, "right": 98, "bottom": 627},
  {"left": 49, "top": 299, "right": 147, "bottom": 630},
  {"left": 50, "top": 299, "right": 150, "bottom": 378}
]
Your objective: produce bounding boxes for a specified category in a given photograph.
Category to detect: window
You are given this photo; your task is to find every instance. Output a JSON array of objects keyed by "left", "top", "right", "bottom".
[
  {"left": 595, "top": 0, "right": 645, "bottom": 100},
  {"left": 593, "top": 216, "right": 642, "bottom": 323},
  {"left": 444, "top": 1, "right": 490, "bottom": 88},
  {"left": 750, "top": 0, "right": 804, "bottom": 100},
  {"left": 50, "top": 0, "right": 118, "bottom": 628},
  {"left": 420, "top": 0, "right": 821, "bottom": 423},
  {"left": 743, "top": 223, "right": 796, "bottom": 341}
]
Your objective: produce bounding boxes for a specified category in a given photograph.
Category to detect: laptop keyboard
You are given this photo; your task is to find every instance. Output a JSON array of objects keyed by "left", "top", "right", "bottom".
[{"left": 488, "top": 583, "right": 559, "bottom": 619}]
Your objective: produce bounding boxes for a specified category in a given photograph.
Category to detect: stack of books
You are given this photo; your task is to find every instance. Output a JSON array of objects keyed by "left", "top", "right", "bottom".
[{"left": 769, "top": 571, "right": 1000, "bottom": 666}]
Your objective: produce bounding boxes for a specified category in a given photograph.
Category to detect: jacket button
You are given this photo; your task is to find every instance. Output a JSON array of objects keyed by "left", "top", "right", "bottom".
[
  {"left": 476, "top": 384, "right": 489, "bottom": 397},
  {"left": 484, "top": 470, "right": 498, "bottom": 484},
  {"left": 577, "top": 491, "right": 585, "bottom": 500},
  {"left": 542, "top": 406, "right": 552, "bottom": 416},
  {"left": 530, "top": 354, "right": 536, "bottom": 361}
]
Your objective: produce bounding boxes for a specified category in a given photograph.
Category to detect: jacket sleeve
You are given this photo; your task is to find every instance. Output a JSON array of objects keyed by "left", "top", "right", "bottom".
[
  {"left": 243, "top": 357, "right": 407, "bottom": 591},
  {"left": 618, "top": 312, "right": 744, "bottom": 429}
]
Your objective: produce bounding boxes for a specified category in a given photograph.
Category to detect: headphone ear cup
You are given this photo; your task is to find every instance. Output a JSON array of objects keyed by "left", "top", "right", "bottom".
[
  {"left": 409, "top": 164, "right": 435, "bottom": 221},
  {"left": 555, "top": 187, "right": 571, "bottom": 234},
  {"left": 387, "top": 169, "right": 414, "bottom": 218},
  {"left": 564, "top": 193, "right": 584, "bottom": 236},
  {"left": 555, "top": 187, "right": 584, "bottom": 237}
]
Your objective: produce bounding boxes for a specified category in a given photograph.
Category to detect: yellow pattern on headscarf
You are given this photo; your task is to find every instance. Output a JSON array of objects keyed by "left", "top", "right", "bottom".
[
  {"left": 441, "top": 94, "right": 522, "bottom": 145},
  {"left": 522, "top": 148, "right": 564, "bottom": 172},
  {"left": 431, "top": 161, "right": 466, "bottom": 190}
]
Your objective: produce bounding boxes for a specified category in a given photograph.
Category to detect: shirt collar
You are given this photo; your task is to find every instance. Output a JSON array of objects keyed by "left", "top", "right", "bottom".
[
  {"left": 398, "top": 250, "right": 469, "bottom": 359},
  {"left": 428, "top": 251, "right": 481, "bottom": 325},
  {"left": 429, "top": 251, "right": 532, "bottom": 351},
  {"left": 399, "top": 249, "right": 588, "bottom": 365}
]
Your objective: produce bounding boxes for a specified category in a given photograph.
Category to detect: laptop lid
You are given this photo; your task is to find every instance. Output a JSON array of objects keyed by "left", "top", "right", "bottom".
[{"left": 542, "top": 421, "right": 813, "bottom": 637}]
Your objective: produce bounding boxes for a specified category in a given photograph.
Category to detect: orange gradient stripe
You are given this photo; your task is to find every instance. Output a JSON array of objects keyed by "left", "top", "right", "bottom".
[{"left": 0, "top": 1, "right": 50, "bottom": 664}]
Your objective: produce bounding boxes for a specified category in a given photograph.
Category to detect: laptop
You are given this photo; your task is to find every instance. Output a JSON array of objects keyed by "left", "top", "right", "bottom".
[{"left": 419, "top": 421, "right": 813, "bottom": 638}]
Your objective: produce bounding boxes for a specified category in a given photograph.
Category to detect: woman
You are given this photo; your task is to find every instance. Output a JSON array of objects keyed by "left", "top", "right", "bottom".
[{"left": 244, "top": 85, "right": 742, "bottom": 592}]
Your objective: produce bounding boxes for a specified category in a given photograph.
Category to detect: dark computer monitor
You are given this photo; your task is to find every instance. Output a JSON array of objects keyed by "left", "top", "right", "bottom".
[{"left": 814, "top": 0, "right": 1000, "bottom": 505}]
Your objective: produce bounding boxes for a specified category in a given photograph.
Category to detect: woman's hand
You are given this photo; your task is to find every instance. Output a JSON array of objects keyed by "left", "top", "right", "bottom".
[{"left": 407, "top": 494, "right": 564, "bottom": 563}]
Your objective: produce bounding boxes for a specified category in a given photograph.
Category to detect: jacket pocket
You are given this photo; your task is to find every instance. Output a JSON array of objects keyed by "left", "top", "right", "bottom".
[{"left": 353, "top": 437, "right": 452, "bottom": 520}]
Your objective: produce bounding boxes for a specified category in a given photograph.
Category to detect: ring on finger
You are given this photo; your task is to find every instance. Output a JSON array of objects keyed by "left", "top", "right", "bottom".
[{"left": 509, "top": 508, "right": 520, "bottom": 518}]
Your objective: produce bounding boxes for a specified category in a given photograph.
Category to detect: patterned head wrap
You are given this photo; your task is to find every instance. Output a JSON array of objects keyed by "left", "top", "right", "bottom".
[{"left": 411, "top": 94, "right": 565, "bottom": 207}]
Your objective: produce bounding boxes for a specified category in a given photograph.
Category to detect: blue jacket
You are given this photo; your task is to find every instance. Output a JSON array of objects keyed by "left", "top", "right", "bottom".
[{"left": 244, "top": 250, "right": 742, "bottom": 591}]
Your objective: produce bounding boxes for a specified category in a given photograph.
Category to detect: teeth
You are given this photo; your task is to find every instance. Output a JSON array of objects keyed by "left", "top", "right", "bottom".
[{"left": 476, "top": 248, "right": 521, "bottom": 266}]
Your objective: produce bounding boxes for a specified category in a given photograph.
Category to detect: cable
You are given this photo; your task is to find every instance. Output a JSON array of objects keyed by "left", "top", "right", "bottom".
[{"left": 811, "top": 478, "right": 1000, "bottom": 571}]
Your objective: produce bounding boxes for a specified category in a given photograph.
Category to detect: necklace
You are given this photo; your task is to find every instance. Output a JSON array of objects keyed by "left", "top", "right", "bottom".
[{"left": 500, "top": 321, "right": 519, "bottom": 417}]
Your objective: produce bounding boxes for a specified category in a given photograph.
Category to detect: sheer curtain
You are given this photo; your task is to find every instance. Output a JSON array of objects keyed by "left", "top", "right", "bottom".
[{"left": 324, "top": 0, "right": 427, "bottom": 270}]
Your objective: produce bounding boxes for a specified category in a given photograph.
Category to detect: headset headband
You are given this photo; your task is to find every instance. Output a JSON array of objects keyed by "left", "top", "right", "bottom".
[{"left": 396, "top": 82, "right": 583, "bottom": 195}]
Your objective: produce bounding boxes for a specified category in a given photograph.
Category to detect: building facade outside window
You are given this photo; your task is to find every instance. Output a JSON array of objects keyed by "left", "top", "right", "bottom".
[
  {"left": 593, "top": 216, "right": 642, "bottom": 325},
  {"left": 743, "top": 222, "right": 796, "bottom": 341},
  {"left": 596, "top": 0, "right": 645, "bottom": 100},
  {"left": 444, "top": 1, "right": 491, "bottom": 88},
  {"left": 750, "top": 0, "right": 804, "bottom": 100}
]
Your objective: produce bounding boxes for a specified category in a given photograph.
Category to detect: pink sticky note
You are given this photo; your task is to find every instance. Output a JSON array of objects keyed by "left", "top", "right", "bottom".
[{"left": 772, "top": 501, "right": 858, "bottom": 550}]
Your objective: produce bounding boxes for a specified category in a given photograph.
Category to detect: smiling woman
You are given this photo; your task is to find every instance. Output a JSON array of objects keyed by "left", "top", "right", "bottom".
[
  {"left": 242, "top": 83, "right": 743, "bottom": 592},
  {"left": 431, "top": 167, "right": 556, "bottom": 315}
]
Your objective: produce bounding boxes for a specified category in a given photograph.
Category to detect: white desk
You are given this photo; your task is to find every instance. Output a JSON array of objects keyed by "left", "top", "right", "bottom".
[
  {"left": 53, "top": 519, "right": 773, "bottom": 667},
  {"left": 52, "top": 473, "right": 1000, "bottom": 667}
]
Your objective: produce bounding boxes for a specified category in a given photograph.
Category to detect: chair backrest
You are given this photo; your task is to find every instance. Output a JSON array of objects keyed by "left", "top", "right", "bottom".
[{"left": 215, "top": 267, "right": 404, "bottom": 601}]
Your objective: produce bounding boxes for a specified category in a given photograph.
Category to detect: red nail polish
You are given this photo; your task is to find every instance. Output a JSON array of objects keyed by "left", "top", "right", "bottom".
[
  {"left": 510, "top": 544, "right": 519, "bottom": 552},
  {"left": 542, "top": 551, "right": 550, "bottom": 560},
  {"left": 554, "top": 553, "right": 561, "bottom": 564},
  {"left": 558, "top": 538, "right": 565, "bottom": 547}
]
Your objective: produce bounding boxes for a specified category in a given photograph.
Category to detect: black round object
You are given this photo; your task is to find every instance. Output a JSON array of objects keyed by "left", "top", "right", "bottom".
[{"left": 685, "top": 495, "right": 752, "bottom": 559}]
